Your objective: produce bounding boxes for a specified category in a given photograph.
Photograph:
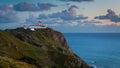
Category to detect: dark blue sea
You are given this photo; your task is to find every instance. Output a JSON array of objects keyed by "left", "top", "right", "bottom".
[{"left": 63, "top": 33, "right": 120, "bottom": 68}]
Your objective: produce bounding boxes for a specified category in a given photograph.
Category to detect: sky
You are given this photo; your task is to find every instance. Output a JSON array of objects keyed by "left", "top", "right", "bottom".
[{"left": 0, "top": 0, "right": 120, "bottom": 33}]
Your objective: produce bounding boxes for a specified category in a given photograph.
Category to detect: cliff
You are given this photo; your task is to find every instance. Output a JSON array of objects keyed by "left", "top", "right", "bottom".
[{"left": 0, "top": 28, "right": 89, "bottom": 68}]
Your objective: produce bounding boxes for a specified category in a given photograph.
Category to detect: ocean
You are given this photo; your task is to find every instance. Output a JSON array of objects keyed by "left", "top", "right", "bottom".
[{"left": 63, "top": 33, "right": 120, "bottom": 68}]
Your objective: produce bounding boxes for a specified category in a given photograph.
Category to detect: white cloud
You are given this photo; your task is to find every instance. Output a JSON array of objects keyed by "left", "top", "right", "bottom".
[{"left": 68, "top": 21, "right": 79, "bottom": 26}]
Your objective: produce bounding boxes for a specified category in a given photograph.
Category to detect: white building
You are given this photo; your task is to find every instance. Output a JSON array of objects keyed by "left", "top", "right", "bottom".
[{"left": 22, "top": 20, "right": 47, "bottom": 31}]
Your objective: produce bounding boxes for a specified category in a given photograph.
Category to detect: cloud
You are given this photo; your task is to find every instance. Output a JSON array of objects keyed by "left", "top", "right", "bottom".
[
  {"left": 39, "top": 5, "right": 88, "bottom": 20},
  {"left": 68, "top": 21, "right": 79, "bottom": 26},
  {"left": 14, "top": 2, "right": 57, "bottom": 11},
  {"left": 60, "top": 0, "right": 94, "bottom": 2},
  {"left": 14, "top": 2, "right": 38, "bottom": 11},
  {"left": 95, "top": 9, "right": 120, "bottom": 22},
  {"left": 37, "top": 3, "right": 57, "bottom": 11},
  {"left": 0, "top": 4, "right": 19, "bottom": 23},
  {"left": 36, "top": 5, "right": 89, "bottom": 28}
]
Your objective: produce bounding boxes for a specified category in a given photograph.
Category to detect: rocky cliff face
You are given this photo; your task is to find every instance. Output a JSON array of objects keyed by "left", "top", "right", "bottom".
[{"left": 0, "top": 28, "right": 89, "bottom": 68}]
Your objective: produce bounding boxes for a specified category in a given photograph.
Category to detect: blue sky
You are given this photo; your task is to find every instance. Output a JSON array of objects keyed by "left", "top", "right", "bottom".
[{"left": 0, "top": 0, "right": 120, "bottom": 33}]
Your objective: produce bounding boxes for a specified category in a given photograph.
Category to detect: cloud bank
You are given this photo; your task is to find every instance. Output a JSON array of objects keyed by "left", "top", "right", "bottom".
[
  {"left": 37, "top": 3, "right": 57, "bottom": 11},
  {"left": 14, "top": 2, "right": 38, "bottom": 11},
  {"left": 14, "top": 2, "right": 57, "bottom": 11},
  {"left": 95, "top": 9, "right": 120, "bottom": 22},
  {"left": 39, "top": 5, "right": 88, "bottom": 20}
]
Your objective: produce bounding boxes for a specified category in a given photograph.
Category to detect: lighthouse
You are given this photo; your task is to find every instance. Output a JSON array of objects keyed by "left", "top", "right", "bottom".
[{"left": 22, "top": 19, "right": 47, "bottom": 31}]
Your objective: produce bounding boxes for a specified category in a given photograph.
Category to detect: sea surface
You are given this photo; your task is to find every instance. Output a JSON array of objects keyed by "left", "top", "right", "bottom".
[{"left": 63, "top": 33, "right": 120, "bottom": 68}]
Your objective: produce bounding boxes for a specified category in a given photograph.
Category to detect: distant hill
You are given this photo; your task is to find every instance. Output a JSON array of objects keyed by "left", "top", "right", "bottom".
[{"left": 0, "top": 27, "right": 89, "bottom": 68}]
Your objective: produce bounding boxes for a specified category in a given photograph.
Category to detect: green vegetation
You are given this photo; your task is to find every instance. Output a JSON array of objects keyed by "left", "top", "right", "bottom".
[
  {"left": 0, "top": 56, "right": 36, "bottom": 68},
  {"left": 0, "top": 28, "right": 89, "bottom": 68}
]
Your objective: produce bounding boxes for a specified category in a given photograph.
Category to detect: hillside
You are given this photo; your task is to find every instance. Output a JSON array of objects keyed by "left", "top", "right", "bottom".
[{"left": 0, "top": 28, "right": 89, "bottom": 68}]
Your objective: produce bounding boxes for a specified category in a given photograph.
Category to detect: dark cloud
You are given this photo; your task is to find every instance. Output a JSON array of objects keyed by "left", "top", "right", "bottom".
[
  {"left": 95, "top": 9, "right": 120, "bottom": 22},
  {"left": 60, "top": 0, "right": 94, "bottom": 2},
  {"left": 39, "top": 5, "right": 88, "bottom": 20},
  {"left": 14, "top": 2, "right": 57, "bottom": 11},
  {"left": 14, "top": 2, "right": 38, "bottom": 11},
  {"left": 0, "top": 4, "right": 19, "bottom": 23},
  {"left": 37, "top": 3, "right": 57, "bottom": 11}
]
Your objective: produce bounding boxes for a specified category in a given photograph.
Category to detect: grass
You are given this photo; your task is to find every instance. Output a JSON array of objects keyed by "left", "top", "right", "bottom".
[
  {"left": 0, "top": 28, "right": 89, "bottom": 68},
  {"left": 0, "top": 56, "right": 36, "bottom": 68}
]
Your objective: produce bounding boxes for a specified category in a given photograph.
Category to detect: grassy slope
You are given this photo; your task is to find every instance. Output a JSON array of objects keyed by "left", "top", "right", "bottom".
[
  {"left": 0, "top": 30, "right": 53, "bottom": 68},
  {"left": 0, "top": 56, "right": 36, "bottom": 68},
  {"left": 0, "top": 28, "right": 89, "bottom": 68}
]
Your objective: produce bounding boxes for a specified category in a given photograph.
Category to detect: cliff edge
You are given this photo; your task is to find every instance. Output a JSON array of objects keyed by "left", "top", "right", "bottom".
[{"left": 0, "top": 28, "right": 89, "bottom": 68}]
